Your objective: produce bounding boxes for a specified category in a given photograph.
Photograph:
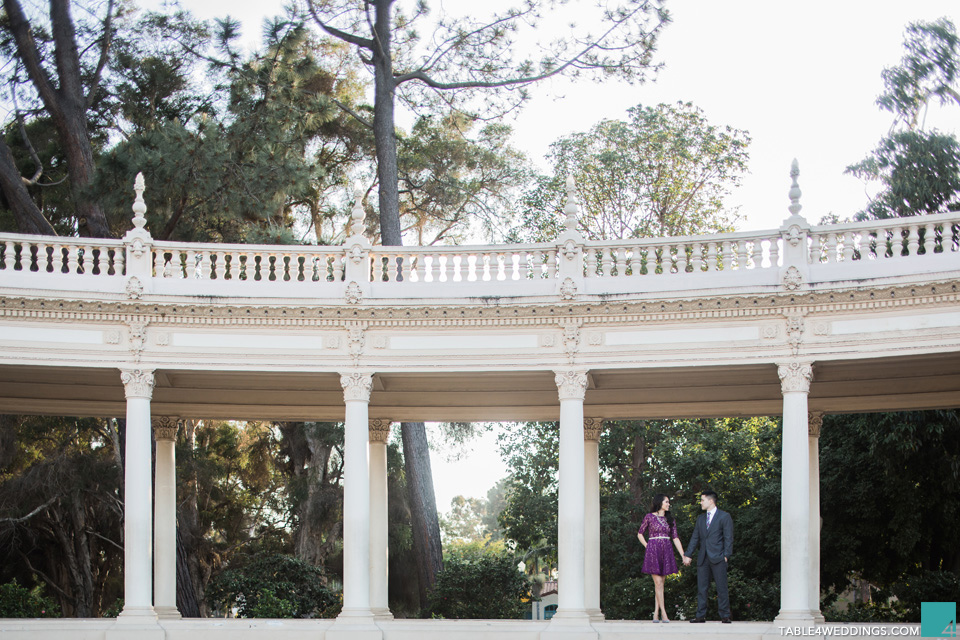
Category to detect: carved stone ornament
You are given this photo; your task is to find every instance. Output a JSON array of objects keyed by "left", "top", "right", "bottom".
[
  {"left": 368, "top": 418, "right": 392, "bottom": 443},
  {"left": 104, "top": 330, "right": 121, "bottom": 345},
  {"left": 155, "top": 332, "right": 170, "bottom": 346},
  {"left": 126, "top": 276, "right": 144, "bottom": 300},
  {"left": 120, "top": 368, "right": 155, "bottom": 399},
  {"left": 347, "top": 325, "right": 365, "bottom": 365},
  {"left": 813, "top": 322, "right": 830, "bottom": 336},
  {"left": 786, "top": 314, "right": 804, "bottom": 356},
  {"left": 555, "top": 370, "right": 588, "bottom": 401},
  {"left": 372, "top": 335, "right": 387, "bottom": 349},
  {"left": 562, "top": 321, "right": 581, "bottom": 363},
  {"left": 559, "top": 277, "right": 578, "bottom": 301},
  {"left": 808, "top": 412, "right": 824, "bottom": 438},
  {"left": 782, "top": 266, "right": 803, "bottom": 291},
  {"left": 128, "top": 320, "right": 148, "bottom": 362},
  {"left": 561, "top": 239, "right": 579, "bottom": 261},
  {"left": 587, "top": 332, "right": 603, "bottom": 346},
  {"left": 540, "top": 333, "right": 556, "bottom": 348},
  {"left": 345, "top": 281, "right": 363, "bottom": 304},
  {"left": 341, "top": 372, "right": 373, "bottom": 402},
  {"left": 761, "top": 324, "right": 779, "bottom": 340},
  {"left": 326, "top": 336, "right": 341, "bottom": 349},
  {"left": 785, "top": 225, "right": 803, "bottom": 248},
  {"left": 583, "top": 417, "right": 603, "bottom": 441},
  {"left": 130, "top": 237, "right": 146, "bottom": 259},
  {"left": 348, "top": 245, "right": 364, "bottom": 265},
  {"left": 778, "top": 361, "right": 813, "bottom": 394},
  {"left": 152, "top": 416, "right": 179, "bottom": 441}
]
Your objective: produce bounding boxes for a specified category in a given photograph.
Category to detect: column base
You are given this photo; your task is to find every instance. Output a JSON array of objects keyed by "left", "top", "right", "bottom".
[
  {"left": 327, "top": 611, "right": 383, "bottom": 640},
  {"left": 154, "top": 605, "right": 181, "bottom": 619},
  {"left": 107, "top": 614, "right": 164, "bottom": 640},
  {"left": 371, "top": 607, "right": 394, "bottom": 621},
  {"left": 774, "top": 609, "right": 818, "bottom": 624},
  {"left": 584, "top": 608, "right": 605, "bottom": 622},
  {"left": 541, "top": 615, "right": 598, "bottom": 640},
  {"left": 116, "top": 606, "right": 158, "bottom": 621},
  {"left": 814, "top": 612, "right": 826, "bottom": 623}
]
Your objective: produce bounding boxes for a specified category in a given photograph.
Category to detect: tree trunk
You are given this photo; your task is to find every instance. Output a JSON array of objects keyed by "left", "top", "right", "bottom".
[
  {"left": 175, "top": 525, "right": 201, "bottom": 617},
  {"left": 373, "top": 0, "right": 401, "bottom": 246},
  {"left": 400, "top": 421, "right": 443, "bottom": 609},
  {"left": 629, "top": 423, "right": 647, "bottom": 505},
  {"left": 3, "top": 0, "right": 111, "bottom": 238},
  {"left": 177, "top": 419, "right": 206, "bottom": 615},
  {"left": 0, "top": 138, "right": 57, "bottom": 235}
]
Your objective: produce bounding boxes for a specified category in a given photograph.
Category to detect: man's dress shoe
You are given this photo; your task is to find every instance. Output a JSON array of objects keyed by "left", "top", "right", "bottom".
[{"left": 690, "top": 618, "right": 706, "bottom": 623}]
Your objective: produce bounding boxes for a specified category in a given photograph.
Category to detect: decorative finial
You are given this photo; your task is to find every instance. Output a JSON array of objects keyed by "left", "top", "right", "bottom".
[
  {"left": 350, "top": 185, "right": 365, "bottom": 237},
  {"left": 132, "top": 172, "right": 147, "bottom": 230},
  {"left": 564, "top": 175, "right": 579, "bottom": 231},
  {"left": 788, "top": 159, "right": 802, "bottom": 217}
]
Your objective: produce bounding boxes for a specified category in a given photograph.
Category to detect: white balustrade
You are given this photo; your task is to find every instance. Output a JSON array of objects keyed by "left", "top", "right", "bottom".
[{"left": 0, "top": 234, "right": 124, "bottom": 277}]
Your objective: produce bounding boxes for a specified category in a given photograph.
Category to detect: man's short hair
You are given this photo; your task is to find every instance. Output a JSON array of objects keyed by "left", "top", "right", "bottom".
[{"left": 701, "top": 490, "right": 718, "bottom": 504}]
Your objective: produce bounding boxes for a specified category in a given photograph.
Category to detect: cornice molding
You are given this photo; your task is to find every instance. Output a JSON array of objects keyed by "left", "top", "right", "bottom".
[{"left": 1, "top": 280, "right": 958, "bottom": 330}]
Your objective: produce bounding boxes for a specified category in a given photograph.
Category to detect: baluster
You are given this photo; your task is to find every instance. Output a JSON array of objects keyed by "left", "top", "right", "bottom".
[
  {"left": 67, "top": 245, "right": 80, "bottom": 274},
  {"left": 114, "top": 247, "right": 125, "bottom": 276},
  {"left": 750, "top": 239, "right": 762, "bottom": 269},
  {"left": 3, "top": 241, "right": 15, "bottom": 270},
  {"left": 718, "top": 241, "right": 730, "bottom": 271},
  {"left": 584, "top": 248, "right": 597, "bottom": 278},
  {"left": 34, "top": 242, "right": 47, "bottom": 273},
  {"left": 907, "top": 224, "right": 920, "bottom": 257},
  {"left": 445, "top": 253, "right": 457, "bottom": 281},
  {"left": 768, "top": 237, "right": 780, "bottom": 267},
  {"left": 676, "top": 244, "right": 688, "bottom": 274},
  {"left": 154, "top": 249, "right": 165, "bottom": 277},
  {"left": 894, "top": 226, "right": 907, "bottom": 257},
  {"left": 95, "top": 246, "right": 108, "bottom": 275},
  {"left": 689, "top": 243, "right": 701, "bottom": 272},
  {"left": 49, "top": 243, "right": 62, "bottom": 273},
  {"left": 842, "top": 232, "right": 855, "bottom": 262},
  {"left": 922, "top": 222, "right": 937, "bottom": 255},
  {"left": 546, "top": 249, "right": 557, "bottom": 279},
  {"left": 706, "top": 242, "right": 718, "bottom": 271},
  {"left": 426, "top": 253, "right": 438, "bottom": 282},
  {"left": 627, "top": 247, "right": 640, "bottom": 276},
  {"left": 598, "top": 247, "right": 611, "bottom": 277},
  {"left": 734, "top": 240, "right": 746, "bottom": 271}
]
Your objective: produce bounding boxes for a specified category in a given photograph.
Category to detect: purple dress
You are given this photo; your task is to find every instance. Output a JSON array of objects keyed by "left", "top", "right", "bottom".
[{"left": 638, "top": 513, "right": 679, "bottom": 576}]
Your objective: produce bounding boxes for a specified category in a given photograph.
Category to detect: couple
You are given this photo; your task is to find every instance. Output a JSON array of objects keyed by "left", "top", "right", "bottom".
[{"left": 636, "top": 490, "right": 733, "bottom": 623}]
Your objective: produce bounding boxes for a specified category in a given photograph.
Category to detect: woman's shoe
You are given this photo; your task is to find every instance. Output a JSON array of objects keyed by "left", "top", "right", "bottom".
[{"left": 653, "top": 612, "right": 661, "bottom": 623}]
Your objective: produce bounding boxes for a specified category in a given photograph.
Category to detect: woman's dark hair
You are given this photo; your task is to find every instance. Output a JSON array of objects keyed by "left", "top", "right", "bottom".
[{"left": 649, "top": 493, "right": 675, "bottom": 530}]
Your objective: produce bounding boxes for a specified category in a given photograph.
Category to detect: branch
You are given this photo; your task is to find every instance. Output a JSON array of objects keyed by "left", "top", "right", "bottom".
[
  {"left": 86, "top": 0, "right": 115, "bottom": 108},
  {"left": 11, "top": 83, "right": 43, "bottom": 185},
  {"left": 49, "top": 0, "right": 85, "bottom": 103},
  {"left": 307, "top": 0, "right": 374, "bottom": 50},
  {"left": 2, "top": 0, "right": 62, "bottom": 116},
  {"left": 0, "top": 497, "right": 57, "bottom": 524},
  {"left": 19, "top": 552, "right": 70, "bottom": 599},
  {"left": 85, "top": 528, "right": 124, "bottom": 552},
  {"left": 333, "top": 98, "right": 374, "bottom": 129}
]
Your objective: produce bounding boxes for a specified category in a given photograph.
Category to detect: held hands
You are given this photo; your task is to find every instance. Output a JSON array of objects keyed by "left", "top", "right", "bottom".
[{"left": 682, "top": 555, "right": 692, "bottom": 566}]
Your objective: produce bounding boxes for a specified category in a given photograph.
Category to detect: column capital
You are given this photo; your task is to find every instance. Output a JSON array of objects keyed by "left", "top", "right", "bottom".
[
  {"left": 341, "top": 371, "right": 373, "bottom": 402},
  {"left": 555, "top": 369, "right": 588, "bottom": 401},
  {"left": 120, "top": 368, "right": 155, "bottom": 399},
  {"left": 808, "top": 411, "right": 824, "bottom": 437},
  {"left": 152, "top": 416, "right": 180, "bottom": 441},
  {"left": 369, "top": 418, "right": 392, "bottom": 443},
  {"left": 584, "top": 417, "right": 603, "bottom": 441},
  {"left": 777, "top": 361, "right": 813, "bottom": 394}
]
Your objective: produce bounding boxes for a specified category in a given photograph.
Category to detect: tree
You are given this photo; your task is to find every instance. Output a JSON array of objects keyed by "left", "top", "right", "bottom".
[
  {"left": 307, "top": 0, "right": 670, "bottom": 243},
  {"left": 0, "top": 0, "right": 117, "bottom": 237},
  {"left": 847, "top": 18, "right": 960, "bottom": 220},
  {"left": 509, "top": 102, "right": 750, "bottom": 243}
]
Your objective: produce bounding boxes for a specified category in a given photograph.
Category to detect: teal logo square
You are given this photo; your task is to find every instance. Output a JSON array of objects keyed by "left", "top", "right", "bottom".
[{"left": 922, "top": 602, "right": 957, "bottom": 638}]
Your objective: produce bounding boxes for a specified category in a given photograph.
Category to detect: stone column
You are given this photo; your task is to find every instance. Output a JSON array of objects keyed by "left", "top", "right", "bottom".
[
  {"left": 808, "top": 412, "right": 824, "bottom": 623},
  {"left": 338, "top": 372, "right": 375, "bottom": 623},
  {"left": 118, "top": 369, "right": 158, "bottom": 620},
  {"left": 775, "top": 362, "right": 815, "bottom": 623},
  {"left": 551, "top": 370, "right": 589, "bottom": 622},
  {"left": 153, "top": 417, "right": 181, "bottom": 619},
  {"left": 369, "top": 418, "right": 392, "bottom": 620},
  {"left": 583, "top": 418, "right": 604, "bottom": 622}
]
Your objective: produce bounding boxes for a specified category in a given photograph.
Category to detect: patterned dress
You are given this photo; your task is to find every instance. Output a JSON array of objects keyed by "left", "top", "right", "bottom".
[{"left": 638, "top": 512, "right": 680, "bottom": 576}]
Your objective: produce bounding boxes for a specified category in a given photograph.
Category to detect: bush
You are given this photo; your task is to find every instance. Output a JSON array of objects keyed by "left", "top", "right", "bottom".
[
  {"left": 0, "top": 580, "right": 58, "bottom": 618},
  {"left": 205, "top": 554, "right": 339, "bottom": 618},
  {"left": 426, "top": 549, "right": 529, "bottom": 619},
  {"left": 890, "top": 571, "right": 960, "bottom": 621},
  {"left": 826, "top": 600, "right": 908, "bottom": 623}
]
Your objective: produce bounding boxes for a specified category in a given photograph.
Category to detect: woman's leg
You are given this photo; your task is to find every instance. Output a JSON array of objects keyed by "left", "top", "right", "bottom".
[{"left": 652, "top": 574, "right": 665, "bottom": 620}]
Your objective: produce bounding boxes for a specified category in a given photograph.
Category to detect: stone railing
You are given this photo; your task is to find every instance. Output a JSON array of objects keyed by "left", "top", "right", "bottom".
[{"left": 1, "top": 166, "right": 958, "bottom": 303}]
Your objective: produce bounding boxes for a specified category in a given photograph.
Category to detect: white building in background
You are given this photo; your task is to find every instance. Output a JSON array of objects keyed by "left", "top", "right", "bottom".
[{"left": 1, "top": 164, "right": 957, "bottom": 640}]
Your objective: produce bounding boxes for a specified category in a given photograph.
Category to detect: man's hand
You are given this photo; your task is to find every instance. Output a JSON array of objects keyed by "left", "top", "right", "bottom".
[
  {"left": 725, "top": 557, "right": 728, "bottom": 562},
  {"left": 682, "top": 555, "right": 692, "bottom": 566}
]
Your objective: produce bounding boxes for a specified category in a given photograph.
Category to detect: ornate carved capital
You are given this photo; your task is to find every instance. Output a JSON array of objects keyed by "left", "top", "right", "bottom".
[
  {"left": 559, "top": 277, "right": 578, "bottom": 301},
  {"left": 152, "top": 416, "right": 180, "bottom": 441},
  {"left": 126, "top": 276, "right": 144, "bottom": 299},
  {"left": 584, "top": 417, "right": 603, "bottom": 441},
  {"left": 782, "top": 266, "right": 803, "bottom": 291},
  {"left": 345, "top": 281, "right": 363, "bottom": 304},
  {"left": 778, "top": 361, "right": 813, "bottom": 394},
  {"left": 120, "top": 368, "right": 155, "bottom": 399},
  {"left": 808, "top": 411, "right": 824, "bottom": 438},
  {"left": 369, "top": 418, "right": 392, "bottom": 443},
  {"left": 555, "top": 369, "right": 588, "bottom": 401},
  {"left": 341, "top": 372, "right": 373, "bottom": 402}
]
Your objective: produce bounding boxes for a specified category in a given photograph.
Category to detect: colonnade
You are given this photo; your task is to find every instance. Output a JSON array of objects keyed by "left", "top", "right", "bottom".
[{"left": 114, "top": 362, "right": 823, "bottom": 627}]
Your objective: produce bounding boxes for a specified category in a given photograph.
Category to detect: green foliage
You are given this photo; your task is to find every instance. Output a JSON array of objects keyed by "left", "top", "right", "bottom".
[
  {"left": 0, "top": 580, "right": 58, "bottom": 618},
  {"left": 426, "top": 542, "right": 529, "bottom": 619},
  {"left": 889, "top": 571, "right": 960, "bottom": 621},
  {"left": 826, "top": 601, "right": 908, "bottom": 623},
  {"left": 509, "top": 102, "right": 750, "bottom": 242},
  {"left": 205, "top": 554, "right": 339, "bottom": 618}
]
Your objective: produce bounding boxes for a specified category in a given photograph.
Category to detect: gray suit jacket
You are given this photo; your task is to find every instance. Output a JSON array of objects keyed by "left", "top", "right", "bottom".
[{"left": 685, "top": 508, "right": 733, "bottom": 566}]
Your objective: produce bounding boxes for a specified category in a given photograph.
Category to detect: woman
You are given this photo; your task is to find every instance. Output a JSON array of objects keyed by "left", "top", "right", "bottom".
[{"left": 637, "top": 494, "right": 685, "bottom": 622}]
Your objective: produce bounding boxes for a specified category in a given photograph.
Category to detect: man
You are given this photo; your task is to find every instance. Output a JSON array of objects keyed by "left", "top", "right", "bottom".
[{"left": 683, "top": 490, "right": 734, "bottom": 623}]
